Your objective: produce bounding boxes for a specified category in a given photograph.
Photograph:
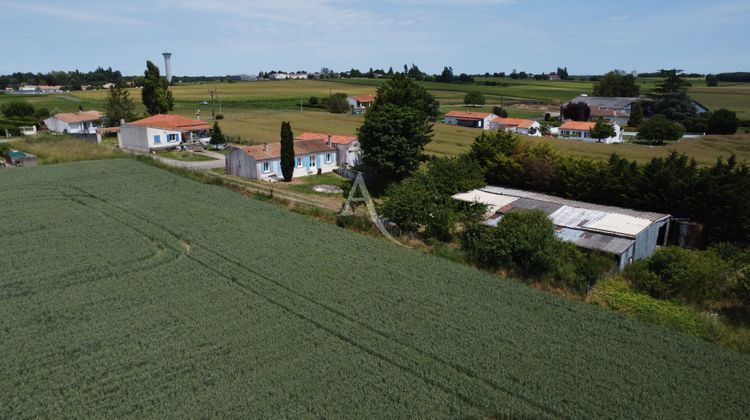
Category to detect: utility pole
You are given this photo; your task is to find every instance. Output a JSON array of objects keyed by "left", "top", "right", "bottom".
[{"left": 209, "top": 89, "right": 216, "bottom": 118}]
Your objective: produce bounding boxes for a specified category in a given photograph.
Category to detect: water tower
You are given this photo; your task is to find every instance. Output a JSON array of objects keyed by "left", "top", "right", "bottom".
[{"left": 162, "top": 52, "right": 173, "bottom": 83}]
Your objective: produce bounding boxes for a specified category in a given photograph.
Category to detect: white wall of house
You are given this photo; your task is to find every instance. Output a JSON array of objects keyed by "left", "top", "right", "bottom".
[
  {"left": 335, "top": 141, "right": 362, "bottom": 167},
  {"left": 44, "top": 117, "right": 101, "bottom": 134},
  {"left": 444, "top": 114, "right": 496, "bottom": 130},
  {"left": 256, "top": 152, "right": 338, "bottom": 180},
  {"left": 559, "top": 123, "right": 623, "bottom": 144},
  {"left": 118, "top": 125, "right": 183, "bottom": 152}
]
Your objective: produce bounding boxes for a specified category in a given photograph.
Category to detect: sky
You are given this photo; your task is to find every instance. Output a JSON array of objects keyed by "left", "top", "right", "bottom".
[{"left": 2, "top": 0, "right": 749, "bottom": 76}]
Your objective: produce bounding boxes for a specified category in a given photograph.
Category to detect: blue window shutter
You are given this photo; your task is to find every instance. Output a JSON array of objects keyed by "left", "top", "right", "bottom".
[
  {"left": 154, "top": 135, "right": 161, "bottom": 144},
  {"left": 316, "top": 154, "right": 322, "bottom": 168}
]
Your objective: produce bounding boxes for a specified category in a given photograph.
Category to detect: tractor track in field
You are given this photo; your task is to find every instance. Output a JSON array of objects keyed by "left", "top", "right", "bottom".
[{"left": 60, "top": 184, "right": 565, "bottom": 418}]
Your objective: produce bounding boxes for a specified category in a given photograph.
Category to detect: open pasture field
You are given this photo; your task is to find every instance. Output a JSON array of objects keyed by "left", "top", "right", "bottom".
[{"left": 1, "top": 159, "right": 750, "bottom": 417}]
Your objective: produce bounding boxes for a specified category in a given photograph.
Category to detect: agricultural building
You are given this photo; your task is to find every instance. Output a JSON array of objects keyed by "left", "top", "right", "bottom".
[
  {"left": 558, "top": 120, "right": 623, "bottom": 144},
  {"left": 491, "top": 117, "right": 541, "bottom": 136},
  {"left": 295, "top": 132, "right": 361, "bottom": 167},
  {"left": 117, "top": 114, "right": 212, "bottom": 153},
  {"left": 226, "top": 138, "right": 337, "bottom": 180},
  {"left": 453, "top": 186, "right": 671, "bottom": 270},
  {"left": 346, "top": 94, "right": 376, "bottom": 111},
  {"left": 443, "top": 111, "right": 497, "bottom": 130},
  {"left": 44, "top": 110, "right": 104, "bottom": 134}
]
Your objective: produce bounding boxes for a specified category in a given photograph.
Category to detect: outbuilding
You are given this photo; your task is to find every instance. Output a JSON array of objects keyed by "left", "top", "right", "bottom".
[
  {"left": 443, "top": 111, "right": 496, "bottom": 130},
  {"left": 453, "top": 186, "right": 671, "bottom": 270}
]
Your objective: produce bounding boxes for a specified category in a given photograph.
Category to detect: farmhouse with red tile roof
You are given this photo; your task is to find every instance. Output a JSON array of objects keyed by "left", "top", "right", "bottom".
[
  {"left": 226, "top": 138, "right": 337, "bottom": 180},
  {"left": 118, "top": 114, "right": 213, "bottom": 152}
]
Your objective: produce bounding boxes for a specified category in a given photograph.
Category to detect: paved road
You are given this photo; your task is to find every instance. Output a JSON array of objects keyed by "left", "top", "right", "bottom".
[{"left": 154, "top": 151, "right": 226, "bottom": 170}]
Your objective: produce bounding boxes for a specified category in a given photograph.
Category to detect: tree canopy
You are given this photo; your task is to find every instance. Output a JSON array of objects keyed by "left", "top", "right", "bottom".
[
  {"left": 562, "top": 102, "right": 591, "bottom": 121},
  {"left": 592, "top": 70, "right": 640, "bottom": 97},
  {"left": 371, "top": 73, "right": 439, "bottom": 119},
  {"left": 358, "top": 103, "right": 432, "bottom": 181},
  {"left": 589, "top": 118, "right": 616, "bottom": 142},
  {"left": 103, "top": 84, "right": 137, "bottom": 126},
  {"left": 707, "top": 109, "right": 739, "bottom": 135},
  {"left": 636, "top": 115, "right": 685, "bottom": 144},
  {"left": 463, "top": 90, "right": 485, "bottom": 106},
  {"left": 655, "top": 69, "right": 692, "bottom": 94},
  {"left": 141, "top": 61, "right": 173, "bottom": 115},
  {"left": 280, "top": 121, "right": 295, "bottom": 182}
]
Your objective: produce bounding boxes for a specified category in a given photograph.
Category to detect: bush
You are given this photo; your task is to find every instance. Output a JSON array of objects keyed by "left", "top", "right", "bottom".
[
  {"left": 466, "top": 210, "right": 561, "bottom": 276},
  {"left": 1, "top": 101, "right": 35, "bottom": 118},
  {"left": 637, "top": 115, "right": 685, "bottom": 144},
  {"left": 624, "top": 247, "right": 732, "bottom": 306},
  {"left": 308, "top": 96, "right": 319, "bottom": 106},
  {"left": 463, "top": 90, "right": 485, "bottom": 106},
  {"left": 492, "top": 106, "right": 508, "bottom": 118},
  {"left": 214, "top": 114, "right": 224, "bottom": 120},
  {"left": 324, "top": 93, "right": 351, "bottom": 114},
  {"left": 707, "top": 108, "right": 739, "bottom": 135}
]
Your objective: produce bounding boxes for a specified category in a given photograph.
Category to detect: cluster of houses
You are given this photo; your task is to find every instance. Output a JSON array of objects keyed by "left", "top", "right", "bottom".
[{"left": 444, "top": 111, "right": 545, "bottom": 137}]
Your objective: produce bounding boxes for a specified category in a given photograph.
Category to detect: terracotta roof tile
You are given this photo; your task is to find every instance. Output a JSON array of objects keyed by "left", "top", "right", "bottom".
[
  {"left": 295, "top": 132, "right": 357, "bottom": 145},
  {"left": 52, "top": 110, "right": 104, "bottom": 123},
  {"left": 492, "top": 117, "right": 537, "bottom": 129},
  {"left": 349, "top": 94, "right": 376, "bottom": 103},
  {"left": 240, "top": 139, "right": 335, "bottom": 161},
  {"left": 559, "top": 121, "right": 598, "bottom": 131},
  {"left": 129, "top": 114, "right": 212, "bottom": 131}
]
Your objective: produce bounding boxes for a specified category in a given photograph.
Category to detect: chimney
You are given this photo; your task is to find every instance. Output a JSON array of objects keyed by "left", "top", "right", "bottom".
[
  {"left": 263, "top": 143, "right": 268, "bottom": 152},
  {"left": 162, "top": 52, "right": 173, "bottom": 84},
  {"left": 327, "top": 133, "right": 332, "bottom": 147},
  {"left": 119, "top": 119, "right": 125, "bottom": 126}
]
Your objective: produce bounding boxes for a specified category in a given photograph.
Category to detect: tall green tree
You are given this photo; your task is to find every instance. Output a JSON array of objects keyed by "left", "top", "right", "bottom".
[
  {"left": 655, "top": 69, "right": 692, "bottom": 94},
  {"left": 627, "top": 102, "right": 644, "bottom": 127},
  {"left": 103, "top": 84, "right": 137, "bottom": 126},
  {"left": 141, "top": 61, "right": 173, "bottom": 115},
  {"left": 371, "top": 73, "right": 439, "bottom": 119},
  {"left": 637, "top": 116, "right": 685, "bottom": 145},
  {"left": 589, "top": 118, "right": 616, "bottom": 142},
  {"left": 463, "top": 90, "right": 485, "bottom": 106},
  {"left": 592, "top": 70, "right": 640, "bottom": 97},
  {"left": 438, "top": 66, "right": 454, "bottom": 83},
  {"left": 358, "top": 103, "right": 432, "bottom": 181},
  {"left": 562, "top": 102, "right": 591, "bottom": 121},
  {"left": 280, "top": 121, "right": 295, "bottom": 182},
  {"left": 210, "top": 121, "right": 225, "bottom": 145},
  {"left": 707, "top": 109, "right": 739, "bottom": 135}
]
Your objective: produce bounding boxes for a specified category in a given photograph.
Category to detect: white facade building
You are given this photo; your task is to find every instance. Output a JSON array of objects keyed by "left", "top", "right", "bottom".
[
  {"left": 226, "top": 139, "right": 337, "bottom": 180},
  {"left": 558, "top": 120, "right": 623, "bottom": 144},
  {"left": 44, "top": 111, "right": 104, "bottom": 134},
  {"left": 117, "top": 114, "right": 212, "bottom": 153},
  {"left": 444, "top": 111, "right": 497, "bottom": 130}
]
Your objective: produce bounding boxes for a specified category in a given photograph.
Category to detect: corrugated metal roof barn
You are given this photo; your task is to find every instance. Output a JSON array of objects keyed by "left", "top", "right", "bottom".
[{"left": 453, "top": 186, "right": 671, "bottom": 270}]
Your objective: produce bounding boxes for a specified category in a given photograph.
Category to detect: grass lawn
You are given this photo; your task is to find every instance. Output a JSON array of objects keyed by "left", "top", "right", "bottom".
[
  {"left": 8, "top": 134, "right": 123, "bottom": 164},
  {"left": 284, "top": 172, "right": 349, "bottom": 196},
  {"left": 160, "top": 151, "right": 218, "bottom": 162},
  {"left": 2, "top": 159, "right": 749, "bottom": 417}
]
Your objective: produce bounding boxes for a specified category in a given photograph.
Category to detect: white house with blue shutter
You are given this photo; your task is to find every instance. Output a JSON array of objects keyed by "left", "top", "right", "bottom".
[
  {"left": 226, "top": 138, "right": 337, "bottom": 180},
  {"left": 118, "top": 114, "right": 212, "bottom": 153}
]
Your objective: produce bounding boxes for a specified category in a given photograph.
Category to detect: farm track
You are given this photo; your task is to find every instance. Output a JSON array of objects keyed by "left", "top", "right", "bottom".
[{"left": 62, "top": 183, "right": 562, "bottom": 417}]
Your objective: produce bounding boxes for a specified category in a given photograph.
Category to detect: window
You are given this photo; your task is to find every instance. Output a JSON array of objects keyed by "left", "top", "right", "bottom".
[
  {"left": 167, "top": 133, "right": 179, "bottom": 142},
  {"left": 310, "top": 156, "right": 316, "bottom": 167},
  {"left": 325, "top": 153, "right": 332, "bottom": 163},
  {"left": 153, "top": 135, "right": 161, "bottom": 144},
  {"left": 296, "top": 157, "right": 303, "bottom": 167},
  {"left": 262, "top": 161, "right": 270, "bottom": 173}
]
